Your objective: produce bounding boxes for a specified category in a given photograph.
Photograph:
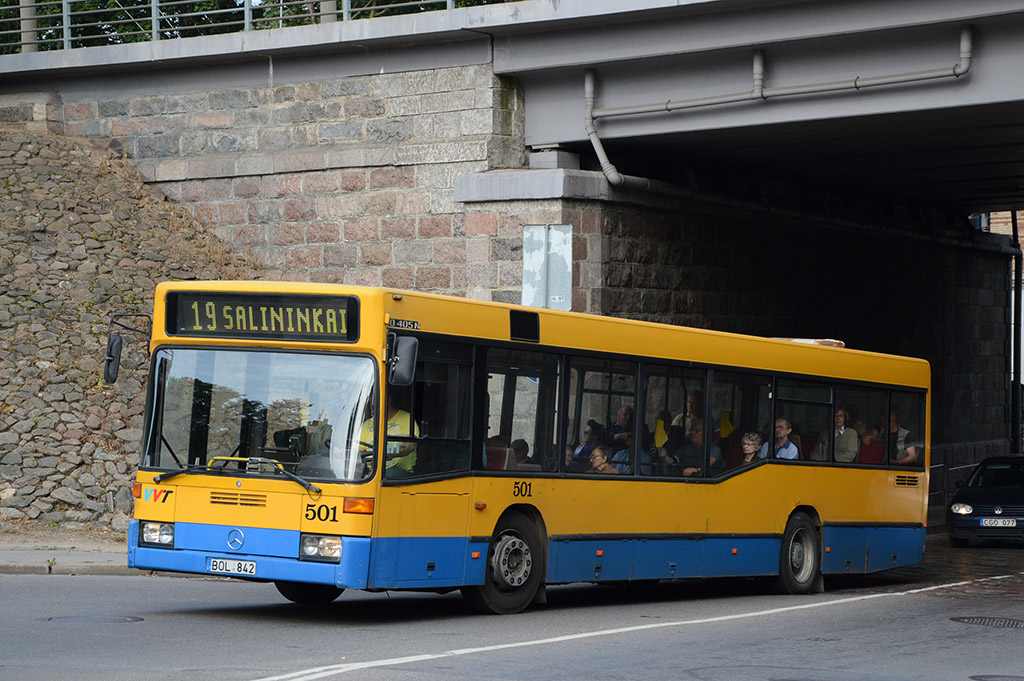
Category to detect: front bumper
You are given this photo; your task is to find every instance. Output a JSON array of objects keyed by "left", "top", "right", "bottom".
[
  {"left": 127, "top": 520, "right": 371, "bottom": 588},
  {"left": 947, "top": 514, "right": 1024, "bottom": 543}
]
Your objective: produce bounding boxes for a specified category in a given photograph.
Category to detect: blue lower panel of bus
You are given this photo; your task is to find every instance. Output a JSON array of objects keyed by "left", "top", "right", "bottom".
[
  {"left": 127, "top": 520, "right": 371, "bottom": 589},
  {"left": 548, "top": 536, "right": 780, "bottom": 583},
  {"left": 821, "top": 525, "right": 925, "bottom": 574},
  {"left": 367, "top": 536, "right": 489, "bottom": 589},
  {"left": 128, "top": 521, "right": 925, "bottom": 589}
]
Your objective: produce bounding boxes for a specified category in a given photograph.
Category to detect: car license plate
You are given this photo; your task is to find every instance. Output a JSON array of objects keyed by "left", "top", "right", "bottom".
[
  {"left": 208, "top": 558, "right": 257, "bottom": 575},
  {"left": 980, "top": 518, "right": 1017, "bottom": 527}
]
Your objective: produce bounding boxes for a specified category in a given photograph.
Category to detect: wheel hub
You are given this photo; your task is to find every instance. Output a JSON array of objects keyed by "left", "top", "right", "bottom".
[
  {"left": 491, "top": 534, "right": 532, "bottom": 589},
  {"left": 790, "top": 538, "right": 805, "bottom": 569}
]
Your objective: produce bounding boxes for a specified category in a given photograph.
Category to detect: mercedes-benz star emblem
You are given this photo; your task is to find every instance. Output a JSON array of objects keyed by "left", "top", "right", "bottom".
[{"left": 227, "top": 528, "right": 245, "bottom": 550}]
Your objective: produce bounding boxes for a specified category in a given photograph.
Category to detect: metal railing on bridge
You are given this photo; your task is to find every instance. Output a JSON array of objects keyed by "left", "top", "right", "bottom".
[{"left": 1, "top": 0, "right": 517, "bottom": 54}]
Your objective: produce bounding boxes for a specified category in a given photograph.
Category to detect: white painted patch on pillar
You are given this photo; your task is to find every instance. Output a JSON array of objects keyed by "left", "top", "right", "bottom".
[{"left": 521, "top": 224, "right": 572, "bottom": 311}]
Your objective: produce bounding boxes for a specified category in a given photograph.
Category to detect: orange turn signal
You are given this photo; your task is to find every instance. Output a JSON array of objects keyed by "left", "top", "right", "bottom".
[
  {"left": 132, "top": 483, "right": 142, "bottom": 498},
  {"left": 474, "top": 502, "right": 487, "bottom": 510},
  {"left": 596, "top": 549, "right": 604, "bottom": 557},
  {"left": 731, "top": 548, "right": 738, "bottom": 555},
  {"left": 343, "top": 497, "right": 375, "bottom": 514},
  {"left": 471, "top": 552, "right": 481, "bottom": 559}
]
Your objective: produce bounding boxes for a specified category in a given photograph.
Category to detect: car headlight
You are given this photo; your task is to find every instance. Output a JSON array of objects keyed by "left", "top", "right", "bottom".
[
  {"left": 299, "top": 534, "right": 342, "bottom": 562},
  {"left": 141, "top": 521, "right": 175, "bottom": 547},
  {"left": 950, "top": 503, "right": 973, "bottom": 515}
]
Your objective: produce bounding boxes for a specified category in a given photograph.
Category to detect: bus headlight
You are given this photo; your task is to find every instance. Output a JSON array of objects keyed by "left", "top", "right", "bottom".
[
  {"left": 141, "top": 521, "right": 175, "bottom": 547},
  {"left": 300, "top": 534, "right": 342, "bottom": 562},
  {"left": 950, "top": 503, "right": 973, "bottom": 515}
]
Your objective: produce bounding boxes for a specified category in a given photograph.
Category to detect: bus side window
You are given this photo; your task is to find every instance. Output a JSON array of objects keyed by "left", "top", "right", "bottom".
[
  {"left": 642, "top": 365, "right": 704, "bottom": 477},
  {"left": 836, "top": 386, "right": 887, "bottom": 466},
  {"left": 569, "top": 358, "right": 636, "bottom": 474},
  {"left": 485, "top": 348, "right": 561, "bottom": 473},
  {"left": 775, "top": 379, "right": 831, "bottom": 463},
  {"left": 888, "top": 391, "right": 926, "bottom": 468},
  {"left": 711, "top": 371, "right": 772, "bottom": 472},
  {"left": 385, "top": 340, "right": 473, "bottom": 479}
]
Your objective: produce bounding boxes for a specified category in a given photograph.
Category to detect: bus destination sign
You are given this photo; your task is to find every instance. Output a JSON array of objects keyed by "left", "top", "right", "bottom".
[{"left": 168, "top": 292, "right": 359, "bottom": 342}]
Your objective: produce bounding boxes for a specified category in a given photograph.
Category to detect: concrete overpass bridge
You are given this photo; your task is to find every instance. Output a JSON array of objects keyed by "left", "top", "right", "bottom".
[{"left": 3, "top": 0, "right": 1024, "bottom": 502}]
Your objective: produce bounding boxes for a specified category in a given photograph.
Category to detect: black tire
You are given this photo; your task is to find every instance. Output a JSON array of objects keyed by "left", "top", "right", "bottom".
[
  {"left": 462, "top": 511, "right": 544, "bottom": 615},
  {"left": 274, "top": 580, "right": 343, "bottom": 604},
  {"left": 775, "top": 512, "right": 822, "bottom": 595},
  {"left": 949, "top": 536, "right": 969, "bottom": 548}
]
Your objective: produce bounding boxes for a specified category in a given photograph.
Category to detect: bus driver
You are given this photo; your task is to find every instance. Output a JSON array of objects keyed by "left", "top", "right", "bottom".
[{"left": 361, "top": 391, "right": 419, "bottom": 478}]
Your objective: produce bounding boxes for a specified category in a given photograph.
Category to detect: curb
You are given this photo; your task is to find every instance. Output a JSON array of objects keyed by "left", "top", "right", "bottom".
[{"left": 0, "top": 564, "right": 139, "bottom": 576}]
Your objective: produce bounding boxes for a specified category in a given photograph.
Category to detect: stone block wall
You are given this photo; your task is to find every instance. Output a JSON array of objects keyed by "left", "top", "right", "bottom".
[
  {"left": 0, "top": 129, "right": 254, "bottom": 529},
  {"left": 0, "top": 92, "right": 63, "bottom": 134},
  {"left": 60, "top": 65, "right": 529, "bottom": 301}
]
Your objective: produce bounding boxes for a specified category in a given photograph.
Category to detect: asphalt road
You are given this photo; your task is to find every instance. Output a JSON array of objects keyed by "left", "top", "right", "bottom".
[{"left": 1, "top": 543, "right": 1022, "bottom": 681}]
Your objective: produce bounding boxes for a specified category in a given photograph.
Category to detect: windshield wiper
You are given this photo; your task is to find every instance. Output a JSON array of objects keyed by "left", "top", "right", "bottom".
[
  {"left": 240, "top": 457, "right": 322, "bottom": 495},
  {"left": 153, "top": 457, "right": 321, "bottom": 495},
  {"left": 153, "top": 464, "right": 211, "bottom": 483}
]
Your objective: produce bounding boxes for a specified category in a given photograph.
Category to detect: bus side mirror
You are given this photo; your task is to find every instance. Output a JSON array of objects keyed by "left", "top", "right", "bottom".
[
  {"left": 103, "top": 334, "right": 124, "bottom": 384},
  {"left": 388, "top": 336, "right": 418, "bottom": 386},
  {"left": 102, "top": 312, "right": 152, "bottom": 385}
]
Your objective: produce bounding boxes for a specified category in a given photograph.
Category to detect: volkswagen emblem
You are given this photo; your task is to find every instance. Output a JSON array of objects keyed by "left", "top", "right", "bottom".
[
  {"left": 227, "top": 528, "right": 245, "bottom": 550},
  {"left": 995, "top": 507, "right": 1003, "bottom": 515}
]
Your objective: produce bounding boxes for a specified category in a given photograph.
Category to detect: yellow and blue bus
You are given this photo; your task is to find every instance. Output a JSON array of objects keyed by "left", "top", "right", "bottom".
[{"left": 115, "top": 280, "right": 929, "bottom": 614}]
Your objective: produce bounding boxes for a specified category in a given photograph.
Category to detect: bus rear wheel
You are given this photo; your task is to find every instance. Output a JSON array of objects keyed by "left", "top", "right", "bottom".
[
  {"left": 462, "top": 511, "right": 544, "bottom": 615},
  {"left": 775, "top": 512, "right": 822, "bottom": 595},
  {"left": 274, "top": 580, "right": 344, "bottom": 604}
]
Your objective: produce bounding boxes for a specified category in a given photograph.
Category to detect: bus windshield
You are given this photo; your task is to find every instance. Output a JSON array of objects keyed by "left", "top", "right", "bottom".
[{"left": 144, "top": 348, "right": 377, "bottom": 482}]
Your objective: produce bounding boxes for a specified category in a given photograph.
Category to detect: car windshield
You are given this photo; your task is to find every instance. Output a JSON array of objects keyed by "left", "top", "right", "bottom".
[
  {"left": 966, "top": 461, "right": 1024, "bottom": 488},
  {"left": 143, "top": 348, "right": 377, "bottom": 482}
]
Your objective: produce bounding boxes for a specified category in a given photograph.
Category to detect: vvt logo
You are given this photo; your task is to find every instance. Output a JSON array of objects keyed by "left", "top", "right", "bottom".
[{"left": 143, "top": 488, "right": 175, "bottom": 503}]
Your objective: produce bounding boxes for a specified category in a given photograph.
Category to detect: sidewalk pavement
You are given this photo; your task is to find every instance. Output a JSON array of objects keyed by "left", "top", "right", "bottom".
[{"left": 0, "top": 523, "right": 131, "bottom": 576}]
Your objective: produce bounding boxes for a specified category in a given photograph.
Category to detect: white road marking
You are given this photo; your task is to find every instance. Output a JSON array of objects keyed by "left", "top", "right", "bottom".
[{"left": 255, "top": 572, "right": 1023, "bottom": 681}]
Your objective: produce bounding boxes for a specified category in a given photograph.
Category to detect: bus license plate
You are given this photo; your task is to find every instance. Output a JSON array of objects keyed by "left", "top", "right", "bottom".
[
  {"left": 980, "top": 518, "right": 1017, "bottom": 527},
  {"left": 208, "top": 558, "right": 257, "bottom": 575}
]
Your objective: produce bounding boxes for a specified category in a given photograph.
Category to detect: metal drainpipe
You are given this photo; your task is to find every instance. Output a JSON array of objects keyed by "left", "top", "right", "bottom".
[
  {"left": 584, "top": 69, "right": 626, "bottom": 187},
  {"left": 592, "top": 25, "right": 972, "bottom": 120},
  {"left": 1013, "top": 210, "right": 1022, "bottom": 453}
]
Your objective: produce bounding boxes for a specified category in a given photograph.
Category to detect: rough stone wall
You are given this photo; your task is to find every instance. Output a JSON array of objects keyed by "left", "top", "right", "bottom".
[
  {"left": 61, "top": 65, "right": 527, "bottom": 301},
  {"left": 0, "top": 129, "right": 254, "bottom": 529}
]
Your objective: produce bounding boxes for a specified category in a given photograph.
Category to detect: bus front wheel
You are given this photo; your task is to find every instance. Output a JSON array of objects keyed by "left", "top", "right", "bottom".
[
  {"left": 462, "top": 511, "right": 544, "bottom": 615},
  {"left": 775, "top": 512, "right": 823, "bottom": 595},
  {"left": 274, "top": 580, "right": 344, "bottom": 604}
]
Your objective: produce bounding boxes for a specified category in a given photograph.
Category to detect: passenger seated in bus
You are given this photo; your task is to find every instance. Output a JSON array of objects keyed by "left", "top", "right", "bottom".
[
  {"left": 508, "top": 438, "right": 542, "bottom": 469},
  {"left": 673, "top": 418, "right": 722, "bottom": 477},
  {"left": 485, "top": 435, "right": 509, "bottom": 469},
  {"left": 609, "top": 405, "right": 651, "bottom": 451},
  {"left": 567, "top": 419, "right": 604, "bottom": 471},
  {"left": 610, "top": 433, "right": 653, "bottom": 475},
  {"left": 609, "top": 405, "right": 633, "bottom": 448},
  {"left": 832, "top": 408, "right": 859, "bottom": 462},
  {"left": 671, "top": 390, "right": 704, "bottom": 434},
  {"left": 758, "top": 417, "right": 798, "bottom": 460},
  {"left": 511, "top": 438, "right": 529, "bottom": 464},
  {"left": 740, "top": 431, "right": 763, "bottom": 465},
  {"left": 887, "top": 407, "right": 918, "bottom": 465},
  {"left": 856, "top": 421, "right": 884, "bottom": 464},
  {"left": 362, "top": 391, "right": 420, "bottom": 477},
  {"left": 586, "top": 445, "right": 620, "bottom": 475}
]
